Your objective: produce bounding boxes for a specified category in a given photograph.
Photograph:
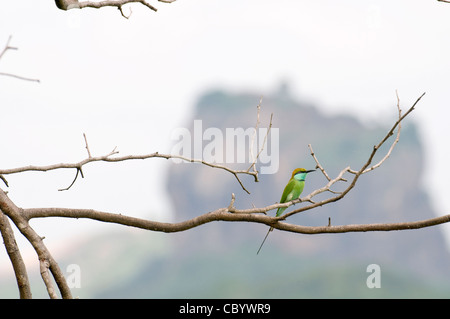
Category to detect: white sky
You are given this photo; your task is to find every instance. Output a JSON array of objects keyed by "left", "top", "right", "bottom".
[{"left": 1, "top": 0, "right": 450, "bottom": 265}]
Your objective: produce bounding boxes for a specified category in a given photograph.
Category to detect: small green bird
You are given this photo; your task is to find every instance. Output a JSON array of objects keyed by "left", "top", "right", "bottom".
[{"left": 257, "top": 168, "right": 315, "bottom": 255}]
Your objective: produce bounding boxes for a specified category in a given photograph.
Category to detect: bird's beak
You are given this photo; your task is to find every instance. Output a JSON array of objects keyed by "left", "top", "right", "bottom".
[{"left": 305, "top": 169, "right": 316, "bottom": 173}]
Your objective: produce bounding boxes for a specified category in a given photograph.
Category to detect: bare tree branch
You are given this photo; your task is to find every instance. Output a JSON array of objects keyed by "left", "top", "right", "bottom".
[
  {"left": 55, "top": 0, "right": 176, "bottom": 15},
  {"left": 279, "top": 92, "right": 426, "bottom": 222},
  {"left": 58, "top": 167, "right": 84, "bottom": 191},
  {"left": 248, "top": 97, "right": 273, "bottom": 178},
  {"left": 0, "top": 36, "right": 40, "bottom": 83},
  {"left": 349, "top": 91, "right": 424, "bottom": 175},
  {"left": 0, "top": 35, "right": 16, "bottom": 59},
  {"left": 0, "top": 72, "right": 40, "bottom": 83},
  {"left": 0, "top": 212, "right": 32, "bottom": 299},
  {"left": 0, "top": 175, "right": 8, "bottom": 187},
  {"left": 0, "top": 145, "right": 260, "bottom": 193},
  {"left": 0, "top": 102, "right": 275, "bottom": 194},
  {"left": 39, "top": 259, "right": 58, "bottom": 299},
  {"left": 21, "top": 202, "right": 450, "bottom": 235},
  {"left": 0, "top": 189, "right": 72, "bottom": 299},
  {"left": 83, "top": 133, "right": 92, "bottom": 158}
]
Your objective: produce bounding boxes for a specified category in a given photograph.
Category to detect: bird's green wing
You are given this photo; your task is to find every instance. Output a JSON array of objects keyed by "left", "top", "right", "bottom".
[
  {"left": 276, "top": 179, "right": 304, "bottom": 217},
  {"left": 279, "top": 179, "right": 296, "bottom": 204},
  {"left": 276, "top": 179, "right": 295, "bottom": 217}
]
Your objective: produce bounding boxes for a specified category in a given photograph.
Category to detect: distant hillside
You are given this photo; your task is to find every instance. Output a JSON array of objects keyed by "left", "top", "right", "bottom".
[{"left": 162, "top": 85, "right": 450, "bottom": 297}]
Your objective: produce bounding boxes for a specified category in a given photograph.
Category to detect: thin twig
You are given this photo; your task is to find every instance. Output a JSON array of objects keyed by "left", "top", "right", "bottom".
[
  {"left": 0, "top": 175, "right": 8, "bottom": 187},
  {"left": 246, "top": 97, "right": 273, "bottom": 182},
  {"left": 83, "top": 133, "right": 92, "bottom": 158},
  {"left": 0, "top": 35, "right": 15, "bottom": 60},
  {"left": 58, "top": 168, "right": 84, "bottom": 191},
  {"left": 248, "top": 97, "right": 262, "bottom": 173},
  {"left": 0, "top": 36, "right": 40, "bottom": 83},
  {"left": 358, "top": 90, "right": 403, "bottom": 173},
  {"left": 0, "top": 72, "right": 40, "bottom": 83},
  {"left": 308, "top": 144, "right": 332, "bottom": 182},
  {"left": 252, "top": 113, "right": 273, "bottom": 177}
]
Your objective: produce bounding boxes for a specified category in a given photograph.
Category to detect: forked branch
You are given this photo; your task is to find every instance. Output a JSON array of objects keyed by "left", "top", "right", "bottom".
[
  {"left": 0, "top": 212, "right": 32, "bottom": 298},
  {"left": 279, "top": 92, "right": 426, "bottom": 221},
  {"left": 0, "top": 36, "right": 40, "bottom": 83},
  {"left": 0, "top": 189, "right": 72, "bottom": 299},
  {"left": 0, "top": 100, "right": 273, "bottom": 194}
]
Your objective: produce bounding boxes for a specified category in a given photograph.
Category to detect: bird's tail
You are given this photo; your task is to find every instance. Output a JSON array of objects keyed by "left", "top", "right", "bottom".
[{"left": 256, "top": 227, "right": 273, "bottom": 255}]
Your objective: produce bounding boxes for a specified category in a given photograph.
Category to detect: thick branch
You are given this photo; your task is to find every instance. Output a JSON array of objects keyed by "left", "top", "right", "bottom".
[
  {"left": 276, "top": 214, "right": 450, "bottom": 234},
  {"left": 0, "top": 189, "right": 72, "bottom": 299},
  {"left": 39, "top": 259, "right": 58, "bottom": 299},
  {"left": 0, "top": 212, "right": 32, "bottom": 299},
  {"left": 22, "top": 206, "right": 450, "bottom": 235}
]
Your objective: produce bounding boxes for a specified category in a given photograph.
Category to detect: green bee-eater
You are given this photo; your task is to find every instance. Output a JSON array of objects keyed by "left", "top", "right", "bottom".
[{"left": 257, "top": 168, "right": 315, "bottom": 255}]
